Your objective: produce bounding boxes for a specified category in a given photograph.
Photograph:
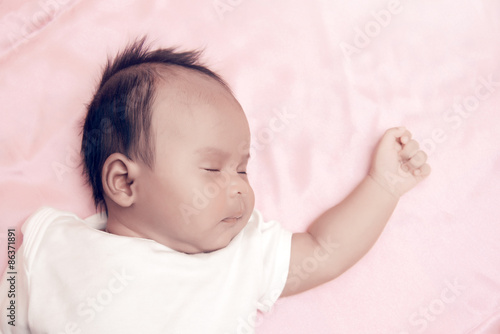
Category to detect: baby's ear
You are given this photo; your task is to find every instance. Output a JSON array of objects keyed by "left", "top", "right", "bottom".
[{"left": 101, "top": 153, "right": 139, "bottom": 208}]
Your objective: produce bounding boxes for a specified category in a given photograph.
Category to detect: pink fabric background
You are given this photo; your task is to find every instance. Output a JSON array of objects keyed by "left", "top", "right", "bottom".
[{"left": 1, "top": 0, "right": 499, "bottom": 333}]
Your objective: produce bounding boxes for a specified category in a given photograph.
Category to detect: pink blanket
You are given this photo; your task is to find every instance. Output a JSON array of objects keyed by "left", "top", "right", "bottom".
[{"left": 1, "top": 0, "right": 499, "bottom": 332}]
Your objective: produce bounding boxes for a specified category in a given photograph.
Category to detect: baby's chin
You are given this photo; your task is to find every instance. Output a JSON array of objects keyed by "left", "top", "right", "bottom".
[
  {"left": 200, "top": 221, "right": 248, "bottom": 253},
  {"left": 185, "top": 241, "right": 232, "bottom": 254}
]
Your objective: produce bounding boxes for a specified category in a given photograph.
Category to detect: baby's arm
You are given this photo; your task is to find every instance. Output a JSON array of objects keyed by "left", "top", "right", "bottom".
[{"left": 281, "top": 127, "right": 431, "bottom": 297}]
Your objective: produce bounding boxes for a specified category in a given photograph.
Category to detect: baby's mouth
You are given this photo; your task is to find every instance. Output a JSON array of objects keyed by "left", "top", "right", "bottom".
[{"left": 221, "top": 215, "right": 243, "bottom": 223}]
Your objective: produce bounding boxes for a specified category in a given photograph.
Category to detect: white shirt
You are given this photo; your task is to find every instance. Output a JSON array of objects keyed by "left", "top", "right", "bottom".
[{"left": 0, "top": 207, "right": 292, "bottom": 334}]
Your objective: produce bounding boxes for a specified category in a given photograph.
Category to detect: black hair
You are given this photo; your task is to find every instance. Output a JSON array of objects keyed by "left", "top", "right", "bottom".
[{"left": 81, "top": 37, "right": 229, "bottom": 213}]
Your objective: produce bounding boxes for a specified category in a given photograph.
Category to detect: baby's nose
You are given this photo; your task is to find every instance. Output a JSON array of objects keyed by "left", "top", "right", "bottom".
[{"left": 228, "top": 174, "right": 248, "bottom": 197}]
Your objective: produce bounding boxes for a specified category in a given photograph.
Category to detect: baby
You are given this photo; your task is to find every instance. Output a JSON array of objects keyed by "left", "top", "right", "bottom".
[{"left": 0, "top": 38, "right": 430, "bottom": 333}]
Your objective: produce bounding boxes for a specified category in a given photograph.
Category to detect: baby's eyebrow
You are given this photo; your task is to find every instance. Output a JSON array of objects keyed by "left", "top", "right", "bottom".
[
  {"left": 196, "top": 146, "right": 250, "bottom": 161},
  {"left": 196, "top": 147, "right": 230, "bottom": 158}
]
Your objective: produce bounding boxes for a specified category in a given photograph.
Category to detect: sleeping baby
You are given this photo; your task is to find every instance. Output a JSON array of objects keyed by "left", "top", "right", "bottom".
[{"left": 0, "top": 38, "right": 430, "bottom": 333}]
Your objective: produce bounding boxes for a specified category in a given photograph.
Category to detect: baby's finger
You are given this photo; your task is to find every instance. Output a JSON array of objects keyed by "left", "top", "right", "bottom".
[
  {"left": 403, "top": 150, "right": 428, "bottom": 170},
  {"left": 399, "top": 139, "right": 420, "bottom": 160},
  {"left": 413, "top": 163, "right": 431, "bottom": 178},
  {"left": 398, "top": 130, "right": 413, "bottom": 145},
  {"left": 385, "top": 126, "right": 407, "bottom": 139},
  {"left": 383, "top": 126, "right": 409, "bottom": 141},
  {"left": 380, "top": 127, "right": 411, "bottom": 150}
]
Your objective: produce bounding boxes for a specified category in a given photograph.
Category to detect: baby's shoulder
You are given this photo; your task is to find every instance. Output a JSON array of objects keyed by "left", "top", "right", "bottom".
[{"left": 19, "top": 207, "right": 92, "bottom": 266}]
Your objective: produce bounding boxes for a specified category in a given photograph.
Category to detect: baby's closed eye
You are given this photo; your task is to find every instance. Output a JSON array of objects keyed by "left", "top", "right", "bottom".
[
  {"left": 202, "top": 168, "right": 247, "bottom": 175},
  {"left": 203, "top": 168, "right": 220, "bottom": 173}
]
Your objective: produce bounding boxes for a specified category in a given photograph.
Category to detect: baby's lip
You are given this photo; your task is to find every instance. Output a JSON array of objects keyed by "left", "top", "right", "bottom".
[{"left": 221, "top": 214, "right": 244, "bottom": 223}]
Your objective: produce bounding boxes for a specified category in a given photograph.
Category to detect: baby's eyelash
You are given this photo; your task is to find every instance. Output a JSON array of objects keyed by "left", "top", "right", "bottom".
[{"left": 202, "top": 168, "right": 247, "bottom": 175}]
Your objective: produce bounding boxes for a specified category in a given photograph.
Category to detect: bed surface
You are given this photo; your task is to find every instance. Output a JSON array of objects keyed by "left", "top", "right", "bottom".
[{"left": 1, "top": 1, "right": 499, "bottom": 333}]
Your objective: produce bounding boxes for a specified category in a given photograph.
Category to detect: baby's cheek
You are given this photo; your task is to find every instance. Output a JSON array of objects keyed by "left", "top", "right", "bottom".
[
  {"left": 189, "top": 182, "right": 226, "bottom": 214},
  {"left": 245, "top": 186, "right": 256, "bottom": 210}
]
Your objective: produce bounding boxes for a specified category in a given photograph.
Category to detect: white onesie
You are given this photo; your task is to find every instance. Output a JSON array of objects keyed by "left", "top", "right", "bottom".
[{"left": 0, "top": 207, "right": 292, "bottom": 334}]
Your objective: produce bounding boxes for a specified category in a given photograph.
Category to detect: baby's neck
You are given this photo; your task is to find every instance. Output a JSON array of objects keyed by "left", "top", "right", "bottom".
[{"left": 105, "top": 214, "right": 147, "bottom": 239}]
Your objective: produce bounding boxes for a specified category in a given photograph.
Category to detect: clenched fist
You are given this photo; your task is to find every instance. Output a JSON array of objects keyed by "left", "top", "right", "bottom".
[{"left": 368, "top": 127, "right": 431, "bottom": 197}]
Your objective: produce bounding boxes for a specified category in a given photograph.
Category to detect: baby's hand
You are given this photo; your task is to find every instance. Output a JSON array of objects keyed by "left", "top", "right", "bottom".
[{"left": 368, "top": 127, "right": 431, "bottom": 198}]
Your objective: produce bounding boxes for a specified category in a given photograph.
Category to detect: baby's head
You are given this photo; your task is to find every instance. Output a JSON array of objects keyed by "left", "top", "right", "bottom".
[{"left": 81, "top": 38, "right": 255, "bottom": 253}]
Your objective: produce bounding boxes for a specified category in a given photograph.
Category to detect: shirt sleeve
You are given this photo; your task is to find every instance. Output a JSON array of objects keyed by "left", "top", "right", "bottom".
[
  {"left": 0, "top": 207, "right": 73, "bottom": 333},
  {"left": 253, "top": 210, "right": 292, "bottom": 312},
  {"left": 0, "top": 207, "right": 53, "bottom": 333}
]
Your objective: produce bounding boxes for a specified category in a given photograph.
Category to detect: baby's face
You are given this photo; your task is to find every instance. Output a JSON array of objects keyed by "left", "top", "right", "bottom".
[{"left": 136, "top": 69, "right": 255, "bottom": 253}]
